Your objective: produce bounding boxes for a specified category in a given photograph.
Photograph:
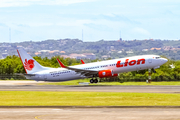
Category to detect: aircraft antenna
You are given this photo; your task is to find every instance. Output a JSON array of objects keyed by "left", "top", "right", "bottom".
[
  {"left": 82, "top": 29, "right": 83, "bottom": 41},
  {"left": 119, "top": 31, "right": 122, "bottom": 41}
]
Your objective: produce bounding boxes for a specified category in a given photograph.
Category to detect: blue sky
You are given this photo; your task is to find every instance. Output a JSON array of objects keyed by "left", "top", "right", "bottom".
[{"left": 0, "top": 0, "right": 180, "bottom": 42}]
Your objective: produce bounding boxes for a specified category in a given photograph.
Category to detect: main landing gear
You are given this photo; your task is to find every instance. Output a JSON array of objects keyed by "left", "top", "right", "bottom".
[
  {"left": 152, "top": 69, "right": 156, "bottom": 73},
  {"left": 90, "top": 78, "right": 98, "bottom": 83}
]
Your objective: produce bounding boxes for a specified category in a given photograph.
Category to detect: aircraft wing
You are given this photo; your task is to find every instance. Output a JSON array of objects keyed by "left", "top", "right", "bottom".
[
  {"left": 67, "top": 66, "right": 98, "bottom": 77},
  {"left": 57, "top": 59, "right": 98, "bottom": 77}
]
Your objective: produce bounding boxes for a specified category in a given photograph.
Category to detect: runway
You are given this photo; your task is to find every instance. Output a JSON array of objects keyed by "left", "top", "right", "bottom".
[
  {"left": 1, "top": 81, "right": 180, "bottom": 120},
  {"left": 1, "top": 84, "right": 180, "bottom": 93},
  {"left": 0, "top": 107, "right": 180, "bottom": 120}
]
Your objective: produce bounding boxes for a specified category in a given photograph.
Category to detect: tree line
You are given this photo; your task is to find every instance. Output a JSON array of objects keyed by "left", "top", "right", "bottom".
[{"left": 0, "top": 55, "right": 180, "bottom": 81}]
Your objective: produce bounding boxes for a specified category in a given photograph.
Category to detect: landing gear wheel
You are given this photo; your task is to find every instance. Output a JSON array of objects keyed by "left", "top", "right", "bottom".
[
  {"left": 152, "top": 69, "right": 156, "bottom": 73},
  {"left": 94, "top": 79, "right": 98, "bottom": 83},
  {"left": 90, "top": 79, "right": 94, "bottom": 83}
]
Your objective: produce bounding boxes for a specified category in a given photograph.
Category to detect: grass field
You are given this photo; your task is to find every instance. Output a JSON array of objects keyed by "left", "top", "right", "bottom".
[
  {"left": 39, "top": 79, "right": 180, "bottom": 86},
  {"left": 0, "top": 91, "right": 180, "bottom": 106}
]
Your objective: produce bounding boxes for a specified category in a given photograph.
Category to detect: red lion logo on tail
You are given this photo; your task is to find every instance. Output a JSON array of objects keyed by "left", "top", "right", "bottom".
[{"left": 24, "top": 59, "right": 35, "bottom": 71}]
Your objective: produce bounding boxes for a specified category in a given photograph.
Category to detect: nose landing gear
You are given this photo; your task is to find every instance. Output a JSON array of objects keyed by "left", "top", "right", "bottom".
[{"left": 90, "top": 78, "right": 98, "bottom": 83}]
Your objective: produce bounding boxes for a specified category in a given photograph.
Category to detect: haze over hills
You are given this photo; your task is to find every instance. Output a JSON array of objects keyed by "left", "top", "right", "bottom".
[{"left": 0, "top": 39, "right": 180, "bottom": 60}]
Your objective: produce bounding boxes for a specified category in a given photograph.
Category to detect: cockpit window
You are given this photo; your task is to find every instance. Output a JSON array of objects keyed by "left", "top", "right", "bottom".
[{"left": 155, "top": 57, "right": 160, "bottom": 59}]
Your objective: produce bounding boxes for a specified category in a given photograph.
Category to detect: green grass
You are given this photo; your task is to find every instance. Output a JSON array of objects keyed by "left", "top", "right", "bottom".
[
  {"left": 39, "top": 79, "right": 180, "bottom": 86},
  {"left": 0, "top": 91, "right": 180, "bottom": 106}
]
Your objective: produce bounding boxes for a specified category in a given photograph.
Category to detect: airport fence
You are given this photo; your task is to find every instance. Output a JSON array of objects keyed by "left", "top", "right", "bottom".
[
  {"left": 0, "top": 74, "right": 26, "bottom": 80},
  {"left": 0, "top": 74, "right": 179, "bottom": 81},
  {"left": 100, "top": 76, "right": 180, "bottom": 82},
  {"left": 99, "top": 77, "right": 147, "bottom": 83}
]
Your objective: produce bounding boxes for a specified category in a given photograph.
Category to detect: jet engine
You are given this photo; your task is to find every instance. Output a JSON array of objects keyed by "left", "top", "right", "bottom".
[{"left": 98, "top": 70, "right": 118, "bottom": 78}]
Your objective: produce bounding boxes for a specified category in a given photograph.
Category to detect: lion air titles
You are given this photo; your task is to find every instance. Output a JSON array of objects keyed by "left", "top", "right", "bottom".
[{"left": 116, "top": 58, "right": 145, "bottom": 68}]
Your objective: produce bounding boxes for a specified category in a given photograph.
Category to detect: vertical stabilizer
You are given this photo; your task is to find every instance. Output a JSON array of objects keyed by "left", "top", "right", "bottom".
[{"left": 17, "top": 48, "right": 45, "bottom": 74}]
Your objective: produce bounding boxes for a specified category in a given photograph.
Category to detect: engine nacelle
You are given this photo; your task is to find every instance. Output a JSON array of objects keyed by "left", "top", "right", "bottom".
[
  {"left": 98, "top": 70, "right": 118, "bottom": 78},
  {"left": 113, "top": 73, "right": 118, "bottom": 77}
]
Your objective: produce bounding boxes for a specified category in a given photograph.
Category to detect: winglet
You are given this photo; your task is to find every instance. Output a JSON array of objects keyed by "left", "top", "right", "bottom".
[
  {"left": 57, "top": 58, "right": 67, "bottom": 68},
  {"left": 81, "top": 59, "right": 85, "bottom": 64}
]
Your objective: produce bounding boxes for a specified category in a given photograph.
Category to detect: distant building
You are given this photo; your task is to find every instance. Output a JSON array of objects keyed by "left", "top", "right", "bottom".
[
  {"left": 156, "top": 48, "right": 161, "bottom": 50},
  {"left": 49, "top": 51, "right": 55, "bottom": 54},
  {"left": 150, "top": 48, "right": 161, "bottom": 50},
  {"left": 61, "top": 55, "right": 69, "bottom": 58},
  {"left": 126, "top": 51, "right": 133, "bottom": 54},
  {"left": 102, "top": 55, "right": 111, "bottom": 59},
  {"left": 142, "top": 49, "right": 148, "bottom": 51},
  {"left": 118, "top": 51, "right": 122, "bottom": 53},
  {"left": 60, "top": 51, "right": 66, "bottom": 53},
  {"left": 38, "top": 50, "right": 50, "bottom": 53},
  {"left": 83, "top": 53, "right": 96, "bottom": 60},
  {"left": 163, "top": 46, "right": 173, "bottom": 51},
  {"left": 69, "top": 54, "right": 86, "bottom": 59},
  {"left": 53, "top": 50, "right": 60, "bottom": 53},
  {"left": 110, "top": 46, "right": 114, "bottom": 50},
  {"left": 35, "top": 52, "right": 41, "bottom": 55},
  {"left": 2, "top": 53, "right": 8, "bottom": 59},
  {"left": 17, "top": 46, "right": 23, "bottom": 48},
  {"left": 60, "top": 53, "right": 96, "bottom": 60},
  {"left": 0, "top": 44, "right": 11, "bottom": 48},
  {"left": 48, "top": 50, "right": 61, "bottom": 54}
]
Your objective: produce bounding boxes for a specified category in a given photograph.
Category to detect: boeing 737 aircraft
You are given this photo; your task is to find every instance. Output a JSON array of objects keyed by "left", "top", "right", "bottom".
[{"left": 17, "top": 48, "right": 168, "bottom": 83}]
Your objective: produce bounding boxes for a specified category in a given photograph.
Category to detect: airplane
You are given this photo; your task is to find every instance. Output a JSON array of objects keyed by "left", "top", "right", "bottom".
[{"left": 17, "top": 48, "right": 168, "bottom": 83}]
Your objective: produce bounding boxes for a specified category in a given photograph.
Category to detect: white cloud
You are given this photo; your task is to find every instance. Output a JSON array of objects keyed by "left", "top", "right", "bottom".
[
  {"left": 0, "top": 0, "right": 35, "bottom": 7},
  {"left": 0, "top": 0, "right": 96, "bottom": 7},
  {"left": 41, "top": 0, "right": 96, "bottom": 5},
  {"left": 0, "top": 0, "right": 179, "bottom": 42}
]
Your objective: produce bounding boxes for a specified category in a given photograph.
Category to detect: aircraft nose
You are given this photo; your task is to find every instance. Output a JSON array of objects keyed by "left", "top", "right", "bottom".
[{"left": 161, "top": 58, "right": 168, "bottom": 64}]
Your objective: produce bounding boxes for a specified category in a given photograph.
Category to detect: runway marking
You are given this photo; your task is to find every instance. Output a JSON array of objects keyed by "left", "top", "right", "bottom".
[
  {"left": 35, "top": 116, "right": 41, "bottom": 120},
  {"left": 35, "top": 115, "right": 47, "bottom": 120}
]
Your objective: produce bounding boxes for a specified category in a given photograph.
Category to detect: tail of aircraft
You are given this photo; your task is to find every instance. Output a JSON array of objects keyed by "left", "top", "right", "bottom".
[{"left": 17, "top": 48, "right": 46, "bottom": 74}]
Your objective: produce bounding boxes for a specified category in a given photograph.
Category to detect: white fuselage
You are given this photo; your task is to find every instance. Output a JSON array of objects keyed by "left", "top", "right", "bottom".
[{"left": 25, "top": 55, "right": 167, "bottom": 82}]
